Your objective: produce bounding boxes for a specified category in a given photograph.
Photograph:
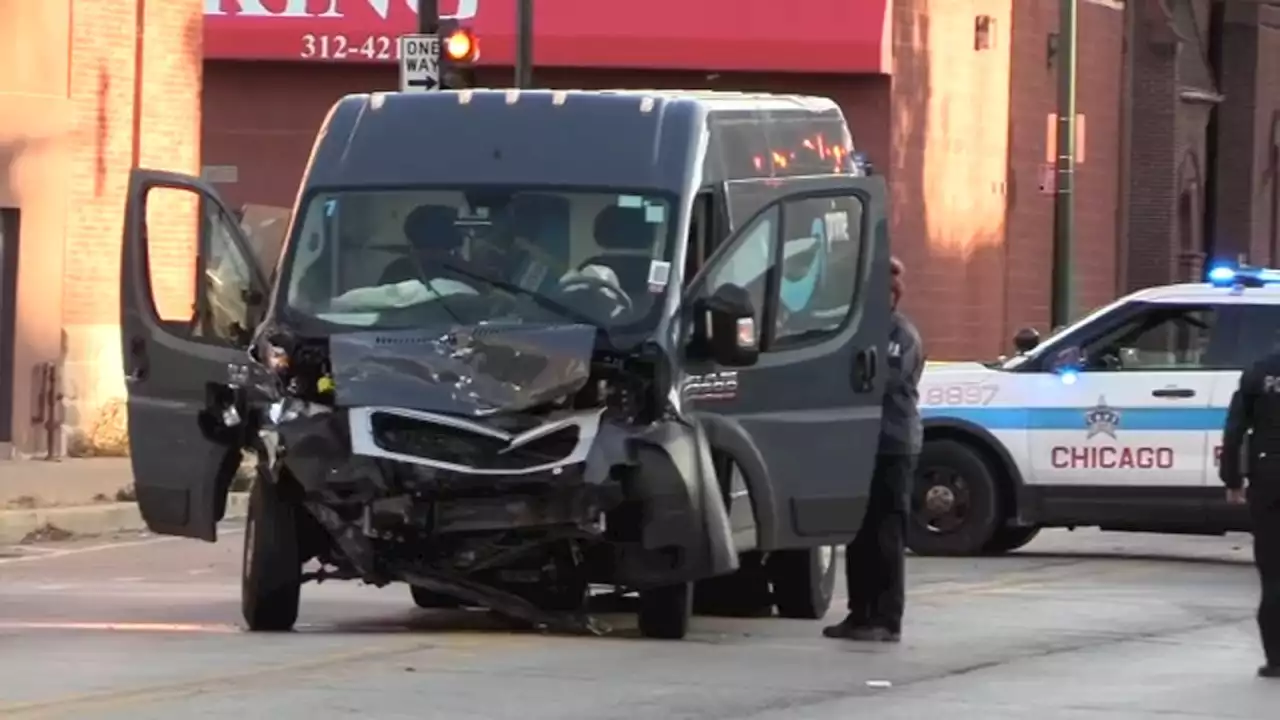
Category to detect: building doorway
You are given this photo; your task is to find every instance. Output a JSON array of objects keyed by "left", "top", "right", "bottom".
[{"left": 0, "top": 209, "right": 20, "bottom": 443}]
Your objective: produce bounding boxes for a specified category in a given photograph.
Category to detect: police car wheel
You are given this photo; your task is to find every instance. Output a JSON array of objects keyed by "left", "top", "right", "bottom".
[
  {"left": 982, "top": 526, "right": 1041, "bottom": 555},
  {"left": 906, "top": 439, "right": 1000, "bottom": 557},
  {"left": 242, "top": 476, "right": 302, "bottom": 632},
  {"left": 769, "top": 546, "right": 839, "bottom": 619},
  {"left": 638, "top": 582, "right": 693, "bottom": 639}
]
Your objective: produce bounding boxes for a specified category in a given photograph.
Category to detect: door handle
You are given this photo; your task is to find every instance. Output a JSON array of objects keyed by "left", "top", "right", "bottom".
[
  {"left": 126, "top": 336, "right": 149, "bottom": 384},
  {"left": 851, "top": 347, "right": 877, "bottom": 393},
  {"left": 1151, "top": 387, "right": 1195, "bottom": 399}
]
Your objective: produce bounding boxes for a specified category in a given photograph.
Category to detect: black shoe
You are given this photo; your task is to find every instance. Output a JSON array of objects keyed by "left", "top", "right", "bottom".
[
  {"left": 847, "top": 626, "right": 901, "bottom": 643},
  {"left": 822, "top": 615, "right": 866, "bottom": 639},
  {"left": 823, "top": 619, "right": 899, "bottom": 643},
  {"left": 1258, "top": 665, "right": 1280, "bottom": 678}
]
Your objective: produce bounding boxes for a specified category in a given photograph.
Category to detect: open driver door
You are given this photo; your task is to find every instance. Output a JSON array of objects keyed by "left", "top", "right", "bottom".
[
  {"left": 120, "top": 169, "right": 271, "bottom": 541},
  {"left": 679, "top": 175, "right": 891, "bottom": 551}
]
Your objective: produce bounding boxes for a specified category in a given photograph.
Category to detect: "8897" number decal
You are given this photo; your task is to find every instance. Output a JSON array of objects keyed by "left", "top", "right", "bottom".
[{"left": 922, "top": 383, "right": 999, "bottom": 407}]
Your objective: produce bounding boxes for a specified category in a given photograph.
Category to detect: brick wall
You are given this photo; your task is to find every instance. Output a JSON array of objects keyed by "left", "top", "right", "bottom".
[
  {"left": 1124, "top": 0, "right": 1217, "bottom": 290},
  {"left": 1210, "top": 2, "right": 1280, "bottom": 265},
  {"left": 1004, "top": 0, "right": 1125, "bottom": 334},
  {"left": 888, "top": 0, "right": 1124, "bottom": 358},
  {"left": 59, "top": 0, "right": 203, "bottom": 446},
  {"left": 888, "top": 0, "right": 1015, "bottom": 359}
]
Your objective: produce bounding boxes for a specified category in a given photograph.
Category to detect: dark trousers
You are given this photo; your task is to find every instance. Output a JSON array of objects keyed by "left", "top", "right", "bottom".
[
  {"left": 844, "top": 453, "right": 915, "bottom": 633},
  {"left": 1251, "top": 488, "right": 1280, "bottom": 666}
]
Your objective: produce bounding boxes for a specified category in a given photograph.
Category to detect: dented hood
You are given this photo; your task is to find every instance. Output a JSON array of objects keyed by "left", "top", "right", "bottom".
[{"left": 328, "top": 323, "right": 598, "bottom": 416}]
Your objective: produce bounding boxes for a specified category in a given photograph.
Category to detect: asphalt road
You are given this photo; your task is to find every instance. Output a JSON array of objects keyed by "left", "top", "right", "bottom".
[{"left": 0, "top": 526, "right": 1276, "bottom": 719}]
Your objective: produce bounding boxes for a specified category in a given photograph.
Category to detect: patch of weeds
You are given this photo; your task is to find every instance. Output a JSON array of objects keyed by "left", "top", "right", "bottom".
[
  {"left": 114, "top": 484, "right": 137, "bottom": 502},
  {"left": 67, "top": 398, "right": 131, "bottom": 458},
  {"left": 20, "top": 523, "right": 74, "bottom": 544},
  {"left": 5, "top": 495, "right": 39, "bottom": 510},
  {"left": 92, "top": 493, "right": 111, "bottom": 503}
]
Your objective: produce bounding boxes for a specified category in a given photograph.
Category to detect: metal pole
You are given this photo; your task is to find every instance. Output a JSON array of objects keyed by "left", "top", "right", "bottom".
[
  {"left": 515, "top": 0, "right": 534, "bottom": 88},
  {"left": 1051, "top": 0, "right": 1078, "bottom": 328},
  {"left": 418, "top": 0, "right": 438, "bottom": 34}
]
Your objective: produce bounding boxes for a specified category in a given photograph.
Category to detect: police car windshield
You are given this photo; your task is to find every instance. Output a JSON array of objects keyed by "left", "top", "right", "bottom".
[
  {"left": 280, "top": 187, "right": 677, "bottom": 332},
  {"left": 1000, "top": 295, "right": 1132, "bottom": 370}
]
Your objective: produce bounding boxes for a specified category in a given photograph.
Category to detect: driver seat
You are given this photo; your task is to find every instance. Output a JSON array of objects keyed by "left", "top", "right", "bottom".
[
  {"left": 379, "top": 204, "right": 463, "bottom": 285},
  {"left": 583, "top": 206, "right": 657, "bottom": 295}
]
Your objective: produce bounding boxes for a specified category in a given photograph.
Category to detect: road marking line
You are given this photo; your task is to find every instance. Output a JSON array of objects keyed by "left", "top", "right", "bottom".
[{"left": 0, "top": 633, "right": 530, "bottom": 718}]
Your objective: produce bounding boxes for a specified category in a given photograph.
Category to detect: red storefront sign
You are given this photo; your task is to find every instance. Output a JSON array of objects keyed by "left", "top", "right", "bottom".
[{"left": 203, "top": 0, "right": 890, "bottom": 73}]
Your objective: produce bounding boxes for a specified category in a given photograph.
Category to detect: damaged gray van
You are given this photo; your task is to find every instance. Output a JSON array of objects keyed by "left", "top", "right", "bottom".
[{"left": 120, "top": 89, "right": 893, "bottom": 640}]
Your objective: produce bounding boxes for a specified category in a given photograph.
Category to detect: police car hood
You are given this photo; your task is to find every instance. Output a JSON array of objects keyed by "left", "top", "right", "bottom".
[{"left": 327, "top": 323, "right": 597, "bottom": 416}]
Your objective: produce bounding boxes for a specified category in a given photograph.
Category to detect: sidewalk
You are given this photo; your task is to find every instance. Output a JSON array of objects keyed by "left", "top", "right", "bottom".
[
  {"left": 0, "top": 458, "right": 135, "bottom": 508},
  {"left": 0, "top": 458, "right": 247, "bottom": 544}
]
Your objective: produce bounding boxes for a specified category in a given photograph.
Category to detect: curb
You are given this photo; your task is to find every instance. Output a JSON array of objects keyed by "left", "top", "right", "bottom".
[{"left": 0, "top": 492, "right": 250, "bottom": 545}]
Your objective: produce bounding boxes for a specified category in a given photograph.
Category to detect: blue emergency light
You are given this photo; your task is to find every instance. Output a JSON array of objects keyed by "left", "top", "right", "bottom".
[{"left": 1206, "top": 263, "right": 1280, "bottom": 288}]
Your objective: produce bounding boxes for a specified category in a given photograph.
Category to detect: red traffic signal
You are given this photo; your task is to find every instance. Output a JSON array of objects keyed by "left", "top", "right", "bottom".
[{"left": 443, "top": 28, "right": 479, "bottom": 63}]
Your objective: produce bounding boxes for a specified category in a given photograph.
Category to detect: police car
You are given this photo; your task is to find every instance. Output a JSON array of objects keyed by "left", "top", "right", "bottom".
[{"left": 910, "top": 264, "right": 1280, "bottom": 556}]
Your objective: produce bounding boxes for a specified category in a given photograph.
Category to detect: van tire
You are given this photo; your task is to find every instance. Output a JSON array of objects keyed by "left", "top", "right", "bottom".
[
  {"left": 694, "top": 552, "right": 774, "bottom": 617},
  {"left": 242, "top": 476, "right": 302, "bottom": 632},
  {"left": 638, "top": 582, "right": 693, "bottom": 639},
  {"left": 982, "top": 526, "right": 1041, "bottom": 555},
  {"left": 411, "top": 586, "right": 462, "bottom": 609},
  {"left": 906, "top": 439, "right": 1000, "bottom": 557},
  {"left": 768, "top": 546, "right": 839, "bottom": 619}
]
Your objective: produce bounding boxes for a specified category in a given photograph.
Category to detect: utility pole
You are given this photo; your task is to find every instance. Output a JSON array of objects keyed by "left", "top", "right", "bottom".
[
  {"left": 1051, "top": 0, "right": 1079, "bottom": 328},
  {"left": 515, "top": 0, "right": 534, "bottom": 88},
  {"left": 418, "top": 0, "right": 439, "bottom": 34}
]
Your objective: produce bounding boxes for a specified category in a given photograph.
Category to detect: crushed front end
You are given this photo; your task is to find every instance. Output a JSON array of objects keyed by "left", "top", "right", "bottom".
[{"left": 245, "top": 322, "right": 736, "bottom": 632}]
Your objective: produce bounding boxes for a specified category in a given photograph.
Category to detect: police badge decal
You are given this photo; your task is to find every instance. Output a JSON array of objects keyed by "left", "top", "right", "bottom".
[{"left": 1084, "top": 396, "right": 1120, "bottom": 439}]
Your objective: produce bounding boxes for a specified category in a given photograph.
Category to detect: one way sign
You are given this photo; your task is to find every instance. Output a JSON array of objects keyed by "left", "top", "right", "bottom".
[{"left": 399, "top": 34, "right": 441, "bottom": 92}]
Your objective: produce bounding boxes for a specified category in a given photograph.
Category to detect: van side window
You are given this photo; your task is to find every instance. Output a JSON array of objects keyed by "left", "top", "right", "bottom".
[
  {"left": 706, "top": 206, "right": 778, "bottom": 336},
  {"left": 773, "top": 194, "right": 864, "bottom": 347},
  {"left": 191, "top": 204, "right": 260, "bottom": 345}
]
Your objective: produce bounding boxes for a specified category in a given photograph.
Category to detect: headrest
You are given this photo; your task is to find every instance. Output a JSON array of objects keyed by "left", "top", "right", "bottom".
[
  {"left": 403, "top": 204, "right": 462, "bottom": 251},
  {"left": 593, "top": 205, "right": 653, "bottom": 250}
]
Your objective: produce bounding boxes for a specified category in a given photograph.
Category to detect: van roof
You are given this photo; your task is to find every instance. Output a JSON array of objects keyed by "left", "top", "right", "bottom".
[
  {"left": 303, "top": 89, "right": 848, "bottom": 193},
  {"left": 362, "top": 88, "right": 847, "bottom": 115}
]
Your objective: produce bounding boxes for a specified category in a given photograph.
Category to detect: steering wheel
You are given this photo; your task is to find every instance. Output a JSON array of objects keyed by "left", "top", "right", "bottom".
[{"left": 557, "top": 272, "right": 634, "bottom": 320}]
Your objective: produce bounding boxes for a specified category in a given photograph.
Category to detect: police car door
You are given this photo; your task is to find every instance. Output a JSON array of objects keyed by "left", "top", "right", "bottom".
[
  {"left": 119, "top": 169, "right": 271, "bottom": 542},
  {"left": 1205, "top": 304, "right": 1280, "bottom": 530},
  {"left": 1026, "top": 301, "right": 1223, "bottom": 506},
  {"left": 680, "top": 175, "right": 890, "bottom": 550}
]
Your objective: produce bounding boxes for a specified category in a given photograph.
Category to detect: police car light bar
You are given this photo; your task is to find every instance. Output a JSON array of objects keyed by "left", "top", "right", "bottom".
[{"left": 1207, "top": 264, "right": 1280, "bottom": 288}]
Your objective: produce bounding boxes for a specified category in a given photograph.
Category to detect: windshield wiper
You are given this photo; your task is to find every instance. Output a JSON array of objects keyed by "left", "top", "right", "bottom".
[{"left": 436, "top": 258, "right": 601, "bottom": 328}]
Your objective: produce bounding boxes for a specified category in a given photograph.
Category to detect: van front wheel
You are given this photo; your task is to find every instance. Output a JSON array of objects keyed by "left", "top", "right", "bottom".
[{"left": 241, "top": 477, "right": 302, "bottom": 632}]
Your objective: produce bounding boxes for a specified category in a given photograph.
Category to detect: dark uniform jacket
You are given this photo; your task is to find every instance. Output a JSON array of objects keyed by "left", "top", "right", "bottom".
[
  {"left": 878, "top": 310, "right": 924, "bottom": 456},
  {"left": 1221, "top": 349, "right": 1280, "bottom": 492}
]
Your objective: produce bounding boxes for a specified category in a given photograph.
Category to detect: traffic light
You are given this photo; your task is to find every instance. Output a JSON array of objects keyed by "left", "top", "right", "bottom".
[{"left": 441, "top": 24, "right": 479, "bottom": 64}]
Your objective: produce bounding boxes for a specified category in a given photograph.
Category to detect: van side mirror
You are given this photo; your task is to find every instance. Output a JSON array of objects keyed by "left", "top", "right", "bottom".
[
  {"left": 694, "top": 284, "right": 760, "bottom": 367},
  {"left": 1013, "top": 327, "right": 1040, "bottom": 353}
]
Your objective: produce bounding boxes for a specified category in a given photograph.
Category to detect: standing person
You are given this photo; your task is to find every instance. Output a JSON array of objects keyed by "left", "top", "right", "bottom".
[
  {"left": 823, "top": 256, "right": 924, "bottom": 643},
  {"left": 1219, "top": 349, "right": 1280, "bottom": 678}
]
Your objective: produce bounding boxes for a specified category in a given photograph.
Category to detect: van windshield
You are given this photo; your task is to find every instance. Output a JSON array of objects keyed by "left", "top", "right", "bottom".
[{"left": 281, "top": 187, "right": 678, "bottom": 333}]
